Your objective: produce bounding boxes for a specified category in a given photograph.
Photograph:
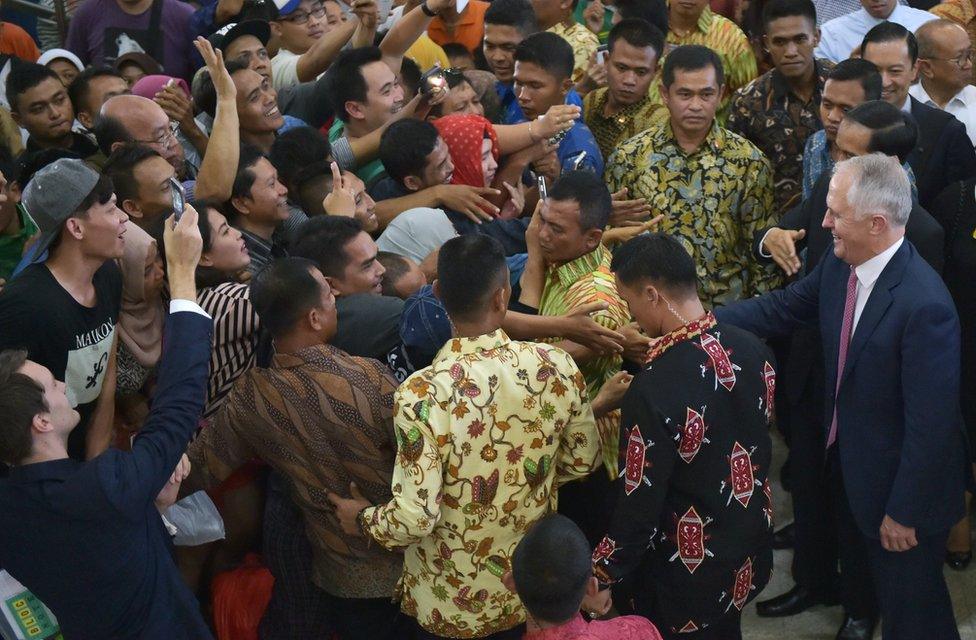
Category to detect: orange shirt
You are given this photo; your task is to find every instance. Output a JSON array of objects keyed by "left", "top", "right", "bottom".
[
  {"left": 426, "top": 0, "right": 489, "bottom": 55},
  {"left": 0, "top": 22, "right": 39, "bottom": 62}
]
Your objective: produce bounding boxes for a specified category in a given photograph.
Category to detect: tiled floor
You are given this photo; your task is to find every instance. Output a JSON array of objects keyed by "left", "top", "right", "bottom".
[{"left": 740, "top": 432, "right": 976, "bottom": 639}]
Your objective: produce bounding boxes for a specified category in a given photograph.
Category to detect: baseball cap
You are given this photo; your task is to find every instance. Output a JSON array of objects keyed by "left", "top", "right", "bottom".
[
  {"left": 399, "top": 284, "right": 452, "bottom": 369},
  {"left": 114, "top": 51, "right": 164, "bottom": 76},
  {"left": 273, "top": 0, "right": 303, "bottom": 17},
  {"left": 207, "top": 20, "right": 272, "bottom": 51},
  {"left": 20, "top": 159, "right": 102, "bottom": 265}
]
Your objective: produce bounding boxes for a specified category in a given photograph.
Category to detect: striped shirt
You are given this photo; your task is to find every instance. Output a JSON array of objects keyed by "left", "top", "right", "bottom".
[
  {"left": 539, "top": 244, "right": 630, "bottom": 476},
  {"left": 197, "top": 282, "right": 260, "bottom": 418}
]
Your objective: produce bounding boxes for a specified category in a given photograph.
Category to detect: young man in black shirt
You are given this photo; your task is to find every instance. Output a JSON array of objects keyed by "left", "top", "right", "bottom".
[{"left": 0, "top": 159, "right": 126, "bottom": 459}]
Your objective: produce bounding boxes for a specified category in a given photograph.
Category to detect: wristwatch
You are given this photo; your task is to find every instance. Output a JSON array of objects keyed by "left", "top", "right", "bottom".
[{"left": 420, "top": 1, "right": 437, "bottom": 17}]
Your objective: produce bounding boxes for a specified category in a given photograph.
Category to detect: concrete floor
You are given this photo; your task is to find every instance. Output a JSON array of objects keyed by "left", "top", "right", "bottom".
[{"left": 740, "top": 432, "right": 976, "bottom": 639}]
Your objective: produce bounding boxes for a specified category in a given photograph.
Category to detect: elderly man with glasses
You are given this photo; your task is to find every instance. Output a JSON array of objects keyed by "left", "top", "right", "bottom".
[{"left": 911, "top": 18, "right": 976, "bottom": 146}]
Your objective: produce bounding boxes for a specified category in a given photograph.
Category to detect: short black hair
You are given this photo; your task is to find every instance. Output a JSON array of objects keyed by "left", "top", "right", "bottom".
[
  {"left": 614, "top": 0, "right": 668, "bottom": 34},
  {"left": 67, "top": 66, "right": 124, "bottom": 116},
  {"left": 380, "top": 118, "right": 440, "bottom": 185},
  {"left": 196, "top": 59, "right": 251, "bottom": 118},
  {"left": 607, "top": 18, "right": 666, "bottom": 58},
  {"left": 437, "top": 234, "right": 507, "bottom": 322},
  {"left": 378, "top": 251, "right": 411, "bottom": 297},
  {"left": 290, "top": 215, "right": 365, "bottom": 278},
  {"left": 484, "top": 0, "right": 539, "bottom": 37},
  {"left": 514, "top": 32, "right": 574, "bottom": 82},
  {"left": 0, "top": 349, "right": 44, "bottom": 465},
  {"left": 549, "top": 171, "right": 611, "bottom": 232},
  {"left": 103, "top": 143, "right": 164, "bottom": 204},
  {"left": 761, "top": 0, "right": 817, "bottom": 29},
  {"left": 6, "top": 61, "right": 63, "bottom": 113},
  {"left": 227, "top": 144, "right": 268, "bottom": 221},
  {"left": 16, "top": 148, "right": 80, "bottom": 190},
  {"left": 324, "top": 46, "right": 385, "bottom": 122},
  {"left": 268, "top": 126, "right": 331, "bottom": 192},
  {"left": 443, "top": 42, "right": 475, "bottom": 61},
  {"left": 91, "top": 114, "right": 135, "bottom": 156},
  {"left": 661, "top": 44, "right": 724, "bottom": 88},
  {"left": 512, "top": 515, "right": 593, "bottom": 624},
  {"left": 844, "top": 100, "right": 917, "bottom": 164},
  {"left": 611, "top": 233, "right": 699, "bottom": 296},
  {"left": 826, "top": 58, "right": 882, "bottom": 101},
  {"left": 399, "top": 57, "right": 422, "bottom": 98},
  {"left": 249, "top": 257, "right": 324, "bottom": 338},
  {"left": 861, "top": 21, "right": 919, "bottom": 65}
]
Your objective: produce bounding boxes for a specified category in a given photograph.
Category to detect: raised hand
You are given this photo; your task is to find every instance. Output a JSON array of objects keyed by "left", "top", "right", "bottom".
[
  {"left": 322, "top": 161, "right": 358, "bottom": 217},
  {"left": 437, "top": 184, "right": 501, "bottom": 223},
  {"left": 194, "top": 36, "right": 236, "bottom": 102}
]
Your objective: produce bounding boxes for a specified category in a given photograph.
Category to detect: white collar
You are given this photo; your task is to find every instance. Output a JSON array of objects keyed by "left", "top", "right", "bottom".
[
  {"left": 854, "top": 236, "right": 904, "bottom": 289},
  {"left": 912, "top": 81, "right": 975, "bottom": 107},
  {"left": 900, "top": 94, "right": 912, "bottom": 113}
]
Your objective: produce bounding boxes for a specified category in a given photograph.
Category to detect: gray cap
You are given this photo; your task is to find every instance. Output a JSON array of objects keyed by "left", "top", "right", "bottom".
[{"left": 21, "top": 159, "right": 102, "bottom": 264}]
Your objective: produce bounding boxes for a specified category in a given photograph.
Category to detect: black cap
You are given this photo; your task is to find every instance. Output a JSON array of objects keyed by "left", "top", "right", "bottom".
[{"left": 207, "top": 20, "right": 272, "bottom": 51}]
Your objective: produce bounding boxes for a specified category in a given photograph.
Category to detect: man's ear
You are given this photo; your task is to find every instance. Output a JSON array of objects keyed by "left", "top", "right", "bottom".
[
  {"left": 64, "top": 217, "right": 85, "bottom": 241},
  {"left": 230, "top": 196, "right": 251, "bottom": 217},
  {"left": 31, "top": 412, "right": 53, "bottom": 435},
  {"left": 325, "top": 274, "right": 344, "bottom": 296},
  {"left": 345, "top": 100, "right": 367, "bottom": 122},
  {"left": 501, "top": 571, "right": 518, "bottom": 594},
  {"left": 583, "top": 228, "right": 603, "bottom": 253},
  {"left": 585, "top": 576, "right": 600, "bottom": 598},
  {"left": 121, "top": 198, "right": 142, "bottom": 219},
  {"left": 9, "top": 108, "right": 21, "bottom": 129},
  {"left": 269, "top": 20, "right": 283, "bottom": 39},
  {"left": 77, "top": 111, "right": 94, "bottom": 130},
  {"left": 403, "top": 174, "right": 424, "bottom": 192},
  {"left": 560, "top": 77, "right": 574, "bottom": 96}
]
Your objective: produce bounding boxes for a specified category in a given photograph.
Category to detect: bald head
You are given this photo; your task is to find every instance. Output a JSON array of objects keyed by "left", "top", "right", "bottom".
[
  {"left": 916, "top": 19, "right": 973, "bottom": 94},
  {"left": 99, "top": 95, "right": 185, "bottom": 172}
]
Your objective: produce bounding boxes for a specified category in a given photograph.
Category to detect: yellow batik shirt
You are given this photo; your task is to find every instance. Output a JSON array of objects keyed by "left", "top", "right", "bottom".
[
  {"left": 583, "top": 86, "right": 668, "bottom": 162},
  {"left": 648, "top": 7, "right": 758, "bottom": 122},
  {"left": 549, "top": 21, "right": 600, "bottom": 84},
  {"left": 538, "top": 244, "right": 630, "bottom": 477},
  {"left": 361, "top": 330, "right": 601, "bottom": 639},
  {"left": 605, "top": 121, "right": 782, "bottom": 308}
]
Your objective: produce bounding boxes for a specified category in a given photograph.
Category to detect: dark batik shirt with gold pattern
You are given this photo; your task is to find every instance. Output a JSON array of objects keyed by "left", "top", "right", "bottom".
[
  {"left": 583, "top": 86, "right": 667, "bottom": 162},
  {"left": 605, "top": 121, "right": 783, "bottom": 307},
  {"left": 361, "top": 330, "right": 600, "bottom": 638},
  {"left": 726, "top": 59, "right": 833, "bottom": 215}
]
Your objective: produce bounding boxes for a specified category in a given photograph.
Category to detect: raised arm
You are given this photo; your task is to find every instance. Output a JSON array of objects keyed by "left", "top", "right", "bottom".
[
  {"left": 192, "top": 37, "right": 239, "bottom": 202},
  {"left": 379, "top": 0, "right": 454, "bottom": 74}
]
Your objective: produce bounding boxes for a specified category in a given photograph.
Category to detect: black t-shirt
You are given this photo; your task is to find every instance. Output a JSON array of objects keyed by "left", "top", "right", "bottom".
[
  {"left": 332, "top": 293, "right": 404, "bottom": 362},
  {"left": 0, "top": 261, "right": 122, "bottom": 459}
]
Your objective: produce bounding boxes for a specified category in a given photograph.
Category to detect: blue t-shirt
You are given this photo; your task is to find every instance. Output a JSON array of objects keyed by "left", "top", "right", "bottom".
[{"left": 496, "top": 83, "right": 584, "bottom": 125}]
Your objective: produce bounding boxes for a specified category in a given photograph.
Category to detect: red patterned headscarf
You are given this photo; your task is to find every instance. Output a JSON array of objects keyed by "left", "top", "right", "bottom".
[{"left": 433, "top": 114, "right": 500, "bottom": 189}]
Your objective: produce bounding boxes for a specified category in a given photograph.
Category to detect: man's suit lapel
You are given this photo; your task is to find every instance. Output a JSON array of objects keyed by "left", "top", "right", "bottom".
[
  {"left": 839, "top": 242, "right": 911, "bottom": 386},
  {"left": 909, "top": 98, "right": 939, "bottom": 178}
]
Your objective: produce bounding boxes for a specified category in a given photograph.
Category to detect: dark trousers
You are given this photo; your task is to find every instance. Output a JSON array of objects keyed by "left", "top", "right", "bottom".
[
  {"left": 828, "top": 452, "right": 960, "bottom": 638},
  {"left": 323, "top": 593, "right": 408, "bottom": 640},
  {"left": 787, "top": 364, "right": 877, "bottom": 620},
  {"left": 411, "top": 619, "right": 524, "bottom": 640},
  {"left": 557, "top": 470, "right": 615, "bottom": 547}
]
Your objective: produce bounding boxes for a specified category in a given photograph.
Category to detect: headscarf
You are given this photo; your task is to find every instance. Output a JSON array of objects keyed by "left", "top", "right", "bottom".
[
  {"left": 376, "top": 207, "right": 458, "bottom": 264},
  {"left": 433, "top": 114, "right": 500, "bottom": 189},
  {"left": 118, "top": 223, "right": 165, "bottom": 368},
  {"left": 37, "top": 49, "right": 84, "bottom": 73},
  {"left": 132, "top": 74, "right": 192, "bottom": 100}
]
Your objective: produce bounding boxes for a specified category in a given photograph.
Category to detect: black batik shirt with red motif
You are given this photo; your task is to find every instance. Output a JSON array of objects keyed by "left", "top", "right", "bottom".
[{"left": 592, "top": 313, "right": 774, "bottom": 635}]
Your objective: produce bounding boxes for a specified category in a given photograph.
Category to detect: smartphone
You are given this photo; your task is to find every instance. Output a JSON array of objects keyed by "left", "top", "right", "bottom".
[
  {"left": 596, "top": 44, "right": 608, "bottom": 65},
  {"left": 170, "top": 177, "right": 186, "bottom": 221},
  {"left": 537, "top": 175, "right": 548, "bottom": 200},
  {"left": 420, "top": 65, "right": 448, "bottom": 96}
]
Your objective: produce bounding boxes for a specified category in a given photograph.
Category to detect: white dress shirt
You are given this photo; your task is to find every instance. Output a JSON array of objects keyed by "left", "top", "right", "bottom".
[
  {"left": 909, "top": 82, "right": 976, "bottom": 147},
  {"left": 814, "top": 5, "right": 937, "bottom": 63},
  {"left": 170, "top": 299, "right": 211, "bottom": 319},
  {"left": 813, "top": 0, "right": 908, "bottom": 26},
  {"left": 852, "top": 236, "right": 904, "bottom": 332}
]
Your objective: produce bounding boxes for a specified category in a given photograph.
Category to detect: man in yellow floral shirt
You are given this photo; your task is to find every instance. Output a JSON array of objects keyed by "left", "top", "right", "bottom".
[
  {"left": 647, "top": 0, "right": 758, "bottom": 120},
  {"left": 532, "top": 0, "right": 600, "bottom": 83},
  {"left": 330, "top": 235, "right": 603, "bottom": 640},
  {"left": 606, "top": 45, "right": 782, "bottom": 308}
]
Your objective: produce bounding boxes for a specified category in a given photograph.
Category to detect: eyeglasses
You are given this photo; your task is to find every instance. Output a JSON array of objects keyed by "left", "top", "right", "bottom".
[
  {"left": 137, "top": 121, "right": 180, "bottom": 147},
  {"left": 922, "top": 48, "right": 974, "bottom": 68},
  {"left": 280, "top": 2, "right": 325, "bottom": 24}
]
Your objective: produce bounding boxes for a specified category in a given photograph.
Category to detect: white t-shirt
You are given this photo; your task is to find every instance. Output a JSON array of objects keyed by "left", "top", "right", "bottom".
[{"left": 271, "top": 48, "right": 302, "bottom": 90}]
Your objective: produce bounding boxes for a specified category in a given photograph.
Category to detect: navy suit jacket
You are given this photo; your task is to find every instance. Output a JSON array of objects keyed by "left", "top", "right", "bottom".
[
  {"left": 908, "top": 97, "right": 976, "bottom": 209},
  {"left": 717, "top": 241, "right": 967, "bottom": 537},
  {"left": 0, "top": 310, "right": 214, "bottom": 639}
]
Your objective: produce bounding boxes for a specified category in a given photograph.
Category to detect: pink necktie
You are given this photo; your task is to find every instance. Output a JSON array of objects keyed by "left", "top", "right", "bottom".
[{"left": 827, "top": 267, "right": 858, "bottom": 449}]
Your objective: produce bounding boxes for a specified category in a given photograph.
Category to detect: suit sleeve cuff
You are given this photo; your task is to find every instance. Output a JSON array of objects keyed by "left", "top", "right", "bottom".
[
  {"left": 170, "top": 299, "right": 211, "bottom": 319},
  {"left": 758, "top": 229, "right": 775, "bottom": 259}
]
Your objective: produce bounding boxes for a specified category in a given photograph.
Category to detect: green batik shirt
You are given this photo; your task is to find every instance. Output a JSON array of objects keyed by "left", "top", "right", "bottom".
[
  {"left": 606, "top": 121, "right": 783, "bottom": 308},
  {"left": 538, "top": 244, "right": 630, "bottom": 476}
]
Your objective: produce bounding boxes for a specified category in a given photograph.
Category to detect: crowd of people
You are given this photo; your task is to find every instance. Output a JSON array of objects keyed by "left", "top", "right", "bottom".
[{"left": 0, "top": 0, "right": 972, "bottom": 638}]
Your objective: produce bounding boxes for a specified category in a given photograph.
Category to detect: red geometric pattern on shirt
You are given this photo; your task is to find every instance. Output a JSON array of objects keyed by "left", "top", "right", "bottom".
[
  {"left": 677, "top": 406, "right": 710, "bottom": 464},
  {"left": 621, "top": 424, "right": 653, "bottom": 495},
  {"left": 677, "top": 620, "right": 700, "bottom": 633},
  {"left": 722, "top": 441, "right": 761, "bottom": 508},
  {"left": 669, "top": 506, "right": 713, "bottom": 574},
  {"left": 761, "top": 360, "right": 776, "bottom": 422},
  {"left": 695, "top": 331, "right": 740, "bottom": 391},
  {"left": 726, "top": 557, "right": 755, "bottom": 612},
  {"left": 645, "top": 312, "right": 718, "bottom": 364}
]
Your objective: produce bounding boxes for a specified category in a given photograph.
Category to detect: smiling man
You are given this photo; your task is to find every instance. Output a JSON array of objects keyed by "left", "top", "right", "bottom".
[
  {"left": 911, "top": 19, "right": 976, "bottom": 145},
  {"left": 814, "top": 0, "right": 935, "bottom": 62},
  {"left": 228, "top": 61, "right": 307, "bottom": 153},
  {"left": 7, "top": 63, "right": 100, "bottom": 159},
  {"left": 227, "top": 145, "right": 292, "bottom": 274}
]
